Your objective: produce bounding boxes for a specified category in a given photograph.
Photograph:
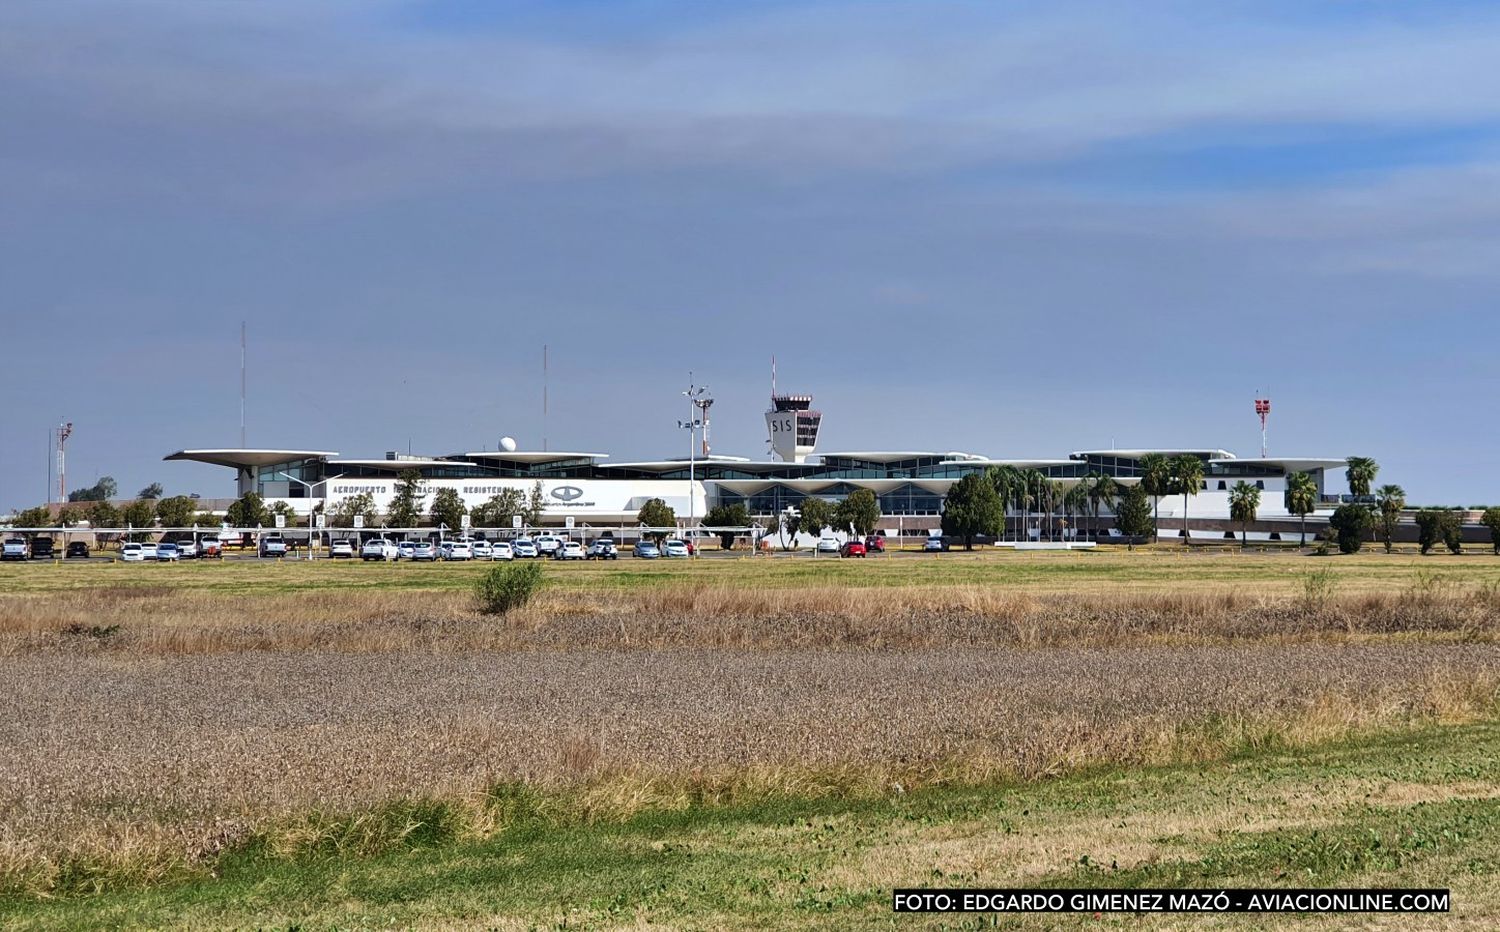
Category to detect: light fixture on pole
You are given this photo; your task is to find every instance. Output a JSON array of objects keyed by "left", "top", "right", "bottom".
[
  {"left": 275, "top": 470, "right": 343, "bottom": 560},
  {"left": 681, "top": 377, "right": 710, "bottom": 542}
]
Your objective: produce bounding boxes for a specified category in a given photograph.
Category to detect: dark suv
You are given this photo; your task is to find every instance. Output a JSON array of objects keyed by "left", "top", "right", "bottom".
[
  {"left": 66, "top": 541, "right": 91, "bottom": 559},
  {"left": 29, "top": 537, "right": 55, "bottom": 560}
]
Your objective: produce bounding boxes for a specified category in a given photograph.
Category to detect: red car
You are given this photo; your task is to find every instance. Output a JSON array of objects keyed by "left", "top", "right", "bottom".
[
  {"left": 839, "top": 540, "right": 867, "bottom": 558},
  {"left": 863, "top": 535, "right": 885, "bottom": 553}
]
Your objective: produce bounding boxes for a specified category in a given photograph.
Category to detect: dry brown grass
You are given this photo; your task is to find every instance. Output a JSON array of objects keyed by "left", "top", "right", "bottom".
[{"left": 0, "top": 579, "right": 1496, "bottom": 655}]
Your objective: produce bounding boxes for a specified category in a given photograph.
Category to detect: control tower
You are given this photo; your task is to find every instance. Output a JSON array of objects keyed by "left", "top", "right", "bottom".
[{"left": 764, "top": 360, "right": 821, "bottom": 462}]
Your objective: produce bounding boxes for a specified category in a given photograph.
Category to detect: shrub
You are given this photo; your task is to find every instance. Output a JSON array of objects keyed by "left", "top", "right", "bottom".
[
  {"left": 1482, "top": 508, "right": 1500, "bottom": 555},
  {"left": 1327, "top": 504, "right": 1372, "bottom": 554},
  {"left": 475, "top": 561, "right": 543, "bottom": 615},
  {"left": 1415, "top": 509, "right": 1462, "bottom": 555}
]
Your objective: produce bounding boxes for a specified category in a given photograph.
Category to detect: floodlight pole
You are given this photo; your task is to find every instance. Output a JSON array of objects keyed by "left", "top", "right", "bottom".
[
  {"left": 681, "top": 378, "right": 710, "bottom": 549},
  {"left": 275, "top": 470, "right": 321, "bottom": 560}
]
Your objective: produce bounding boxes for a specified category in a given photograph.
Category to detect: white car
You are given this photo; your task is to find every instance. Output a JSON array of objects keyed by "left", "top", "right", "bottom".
[
  {"left": 259, "top": 536, "right": 287, "bottom": 558},
  {"left": 329, "top": 540, "right": 356, "bottom": 559},
  {"left": 534, "top": 535, "right": 564, "bottom": 557},
  {"left": 362, "top": 539, "right": 399, "bottom": 561},
  {"left": 489, "top": 541, "right": 514, "bottom": 561},
  {"left": 120, "top": 542, "right": 146, "bottom": 562},
  {"left": 512, "top": 538, "right": 539, "bottom": 559},
  {"left": 444, "top": 541, "right": 474, "bottom": 561},
  {"left": 555, "top": 541, "right": 585, "bottom": 560},
  {"left": 816, "top": 537, "right": 841, "bottom": 554},
  {"left": 397, "top": 541, "right": 417, "bottom": 560},
  {"left": 411, "top": 542, "right": 438, "bottom": 562},
  {"left": 662, "top": 539, "right": 690, "bottom": 558},
  {"left": 139, "top": 542, "right": 159, "bottom": 560},
  {"left": 156, "top": 542, "right": 182, "bottom": 562},
  {"left": 177, "top": 540, "right": 200, "bottom": 559},
  {"left": 471, "top": 540, "right": 492, "bottom": 559}
]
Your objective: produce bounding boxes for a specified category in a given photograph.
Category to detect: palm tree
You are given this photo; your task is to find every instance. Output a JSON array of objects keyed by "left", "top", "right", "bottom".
[
  {"left": 1228, "top": 480, "right": 1261, "bottom": 549},
  {"left": 1020, "top": 469, "right": 1047, "bottom": 540},
  {"left": 1139, "top": 453, "right": 1170, "bottom": 545},
  {"left": 1284, "top": 471, "right": 1318, "bottom": 549},
  {"left": 1064, "top": 482, "right": 1089, "bottom": 541},
  {"left": 1375, "top": 484, "right": 1406, "bottom": 553},
  {"left": 1345, "top": 456, "right": 1379, "bottom": 500},
  {"left": 988, "top": 465, "right": 1021, "bottom": 540},
  {"left": 1170, "top": 454, "right": 1205, "bottom": 545}
]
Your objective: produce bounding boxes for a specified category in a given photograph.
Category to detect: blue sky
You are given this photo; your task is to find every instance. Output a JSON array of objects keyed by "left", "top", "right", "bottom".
[{"left": 1, "top": 0, "right": 1497, "bottom": 507}]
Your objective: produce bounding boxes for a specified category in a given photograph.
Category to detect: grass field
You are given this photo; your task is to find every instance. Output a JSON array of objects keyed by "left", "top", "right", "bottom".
[{"left": 1, "top": 549, "right": 1497, "bottom": 928}]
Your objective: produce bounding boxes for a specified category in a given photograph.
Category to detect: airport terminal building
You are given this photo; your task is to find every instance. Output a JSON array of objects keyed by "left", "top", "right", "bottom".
[{"left": 166, "top": 393, "right": 1348, "bottom": 537}]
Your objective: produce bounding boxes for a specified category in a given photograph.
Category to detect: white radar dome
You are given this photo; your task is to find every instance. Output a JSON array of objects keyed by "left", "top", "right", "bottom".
[{"left": 499, "top": 436, "right": 518, "bottom": 452}]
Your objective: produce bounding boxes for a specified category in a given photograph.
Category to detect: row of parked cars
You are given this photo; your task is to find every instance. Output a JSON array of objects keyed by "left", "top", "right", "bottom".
[
  {"left": 352, "top": 535, "right": 626, "bottom": 562},
  {"left": 2, "top": 537, "right": 93, "bottom": 560}
]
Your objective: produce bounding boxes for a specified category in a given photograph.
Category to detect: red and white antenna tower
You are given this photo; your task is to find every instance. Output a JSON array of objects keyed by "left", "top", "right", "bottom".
[
  {"left": 1253, "top": 394, "right": 1271, "bottom": 458},
  {"left": 56, "top": 421, "right": 73, "bottom": 501}
]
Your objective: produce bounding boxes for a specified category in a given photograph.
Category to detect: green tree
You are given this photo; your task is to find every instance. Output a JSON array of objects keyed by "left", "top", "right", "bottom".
[
  {"left": 226, "top": 491, "right": 269, "bottom": 528},
  {"left": 136, "top": 482, "right": 164, "bottom": 500},
  {"left": 636, "top": 498, "right": 676, "bottom": 544},
  {"left": 1328, "top": 504, "right": 1372, "bottom": 554},
  {"left": 1284, "top": 471, "right": 1318, "bottom": 548},
  {"left": 387, "top": 469, "right": 427, "bottom": 529},
  {"left": 57, "top": 504, "right": 86, "bottom": 526},
  {"left": 329, "top": 492, "right": 379, "bottom": 529},
  {"left": 1374, "top": 484, "right": 1406, "bottom": 554},
  {"left": 940, "top": 472, "right": 1003, "bottom": 551},
  {"left": 268, "top": 501, "right": 297, "bottom": 527},
  {"left": 1086, "top": 473, "right": 1118, "bottom": 520},
  {"left": 1344, "top": 456, "right": 1379, "bottom": 499},
  {"left": 834, "top": 489, "right": 881, "bottom": 537},
  {"left": 1170, "top": 454, "right": 1204, "bottom": 545},
  {"left": 472, "top": 488, "right": 526, "bottom": 528},
  {"left": 796, "top": 497, "right": 834, "bottom": 543},
  {"left": 1138, "top": 453, "right": 1171, "bottom": 544},
  {"left": 987, "top": 465, "right": 1021, "bottom": 539},
  {"left": 121, "top": 499, "right": 157, "bottom": 540},
  {"left": 702, "top": 503, "right": 752, "bottom": 550},
  {"left": 155, "top": 495, "right": 198, "bottom": 529},
  {"left": 1114, "top": 482, "right": 1154, "bottom": 542},
  {"left": 523, "top": 480, "right": 546, "bottom": 529},
  {"left": 87, "top": 499, "right": 120, "bottom": 531},
  {"left": 68, "top": 476, "right": 117, "bottom": 502},
  {"left": 1228, "top": 481, "right": 1261, "bottom": 549},
  {"left": 13, "top": 505, "right": 51, "bottom": 530},
  {"left": 431, "top": 488, "right": 467, "bottom": 532},
  {"left": 1480, "top": 508, "right": 1500, "bottom": 555}
]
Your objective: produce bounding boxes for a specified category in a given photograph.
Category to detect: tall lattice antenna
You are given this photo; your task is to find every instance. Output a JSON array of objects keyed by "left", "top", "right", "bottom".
[{"left": 1254, "top": 394, "right": 1271, "bottom": 458}]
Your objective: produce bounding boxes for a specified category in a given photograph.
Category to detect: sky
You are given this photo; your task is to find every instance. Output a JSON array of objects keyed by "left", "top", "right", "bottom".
[{"left": 1, "top": 0, "right": 1497, "bottom": 508}]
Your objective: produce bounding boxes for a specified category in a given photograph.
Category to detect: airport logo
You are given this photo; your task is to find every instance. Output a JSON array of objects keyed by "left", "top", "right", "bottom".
[{"left": 551, "top": 485, "right": 584, "bottom": 502}]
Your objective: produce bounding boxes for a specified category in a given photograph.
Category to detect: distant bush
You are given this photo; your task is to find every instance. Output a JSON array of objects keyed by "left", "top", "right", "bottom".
[
  {"left": 1327, "top": 504, "right": 1372, "bottom": 554},
  {"left": 1482, "top": 508, "right": 1500, "bottom": 555},
  {"left": 1415, "top": 509, "right": 1463, "bottom": 555},
  {"left": 475, "top": 561, "right": 543, "bottom": 615}
]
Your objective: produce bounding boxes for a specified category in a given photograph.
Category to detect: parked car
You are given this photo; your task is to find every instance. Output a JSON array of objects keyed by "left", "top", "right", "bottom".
[
  {"left": 66, "top": 541, "right": 91, "bottom": 559},
  {"left": 633, "top": 540, "right": 660, "bottom": 559},
  {"left": 2, "top": 538, "right": 28, "bottom": 561},
  {"left": 864, "top": 534, "right": 886, "bottom": 553},
  {"left": 816, "top": 537, "right": 840, "bottom": 554},
  {"left": 444, "top": 541, "right": 475, "bottom": 561},
  {"left": 28, "top": 537, "right": 55, "bottom": 560},
  {"left": 328, "top": 539, "right": 356, "bottom": 559},
  {"left": 534, "top": 535, "right": 564, "bottom": 557},
  {"left": 555, "top": 541, "right": 585, "bottom": 561},
  {"left": 156, "top": 542, "right": 182, "bottom": 562},
  {"left": 259, "top": 535, "right": 287, "bottom": 558},
  {"left": 411, "top": 541, "right": 438, "bottom": 562},
  {"left": 471, "top": 540, "right": 493, "bottom": 559},
  {"left": 923, "top": 535, "right": 948, "bottom": 552},
  {"left": 512, "top": 538, "right": 540, "bottom": 559},
  {"left": 489, "top": 541, "right": 514, "bottom": 561},
  {"left": 662, "top": 539, "right": 691, "bottom": 558},
  {"left": 397, "top": 541, "right": 417, "bottom": 560},
  {"left": 587, "top": 539, "right": 618, "bottom": 560},
  {"left": 120, "top": 542, "right": 146, "bottom": 562},
  {"left": 200, "top": 538, "right": 223, "bottom": 558},
  {"left": 362, "top": 538, "right": 399, "bottom": 561},
  {"left": 139, "top": 542, "right": 159, "bottom": 560},
  {"left": 839, "top": 540, "right": 867, "bottom": 558},
  {"left": 177, "top": 540, "right": 200, "bottom": 559}
]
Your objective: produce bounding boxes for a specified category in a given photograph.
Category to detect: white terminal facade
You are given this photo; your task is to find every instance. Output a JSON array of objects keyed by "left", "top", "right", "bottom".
[{"left": 166, "top": 390, "right": 1348, "bottom": 534}]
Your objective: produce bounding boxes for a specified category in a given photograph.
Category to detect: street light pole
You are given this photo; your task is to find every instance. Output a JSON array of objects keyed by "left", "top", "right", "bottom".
[
  {"left": 275, "top": 470, "right": 341, "bottom": 561},
  {"left": 681, "top": 378, "right": 709, "bottom": 544}
]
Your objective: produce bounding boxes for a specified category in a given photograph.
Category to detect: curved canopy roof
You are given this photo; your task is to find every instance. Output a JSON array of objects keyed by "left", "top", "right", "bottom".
[{"left": 164, "top": 449, "right": 337, "bottom": 469}]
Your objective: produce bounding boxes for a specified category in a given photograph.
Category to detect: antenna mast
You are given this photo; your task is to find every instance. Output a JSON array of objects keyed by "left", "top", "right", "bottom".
[
  {"left": 1254, "top": 393, "right": 1271, "bottom": 458},
  {"left": 240, "top": 321, "right": 247, "bottom": 448},
  {"left": 542, "top": 344, "right": 548, "bottom": 452}
]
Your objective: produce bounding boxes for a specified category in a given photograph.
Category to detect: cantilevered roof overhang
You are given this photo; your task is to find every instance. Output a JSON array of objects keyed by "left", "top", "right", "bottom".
[
  {"left": 458, "top": 451, "right": 608, "bottom": 464},
  {"left": 1208, "top": 457, "right": 1347, "bottom": 472},
  {"left": 164, "top": 449, "right": 338, "bottom": 469}
]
